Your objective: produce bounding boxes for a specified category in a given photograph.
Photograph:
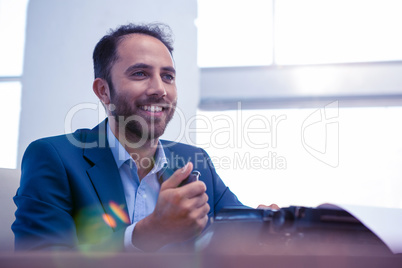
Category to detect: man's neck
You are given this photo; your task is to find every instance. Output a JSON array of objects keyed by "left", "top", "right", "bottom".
[
  {"left": 109, "top": 118, "right": 159, "bottom": 180},
  {"left": 127, "top": 144, "right": 158, "bottom": 180}
]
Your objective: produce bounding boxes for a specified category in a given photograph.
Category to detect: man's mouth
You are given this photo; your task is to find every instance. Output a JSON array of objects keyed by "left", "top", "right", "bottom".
[{"left": 139, "top": 105, "right": 164, "bottom": 113}]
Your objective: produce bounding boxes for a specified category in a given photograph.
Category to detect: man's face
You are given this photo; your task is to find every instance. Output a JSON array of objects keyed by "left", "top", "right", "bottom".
[{"left": 108, "top": 34, "right": 177, "bottom": 142}]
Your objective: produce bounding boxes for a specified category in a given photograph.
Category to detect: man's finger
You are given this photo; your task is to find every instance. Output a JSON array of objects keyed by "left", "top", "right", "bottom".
[
  {"left": 180, "top": 182, "right": 207, "bottom": 200},
  {"left": 183, "top": 192, "right": 209, "bottom": 210},
  {"left": 257, "top": 204, "right": 280, "bottom": 210},
  {"left": 161, "top": 162, "right": 193, "bottom": 190}
]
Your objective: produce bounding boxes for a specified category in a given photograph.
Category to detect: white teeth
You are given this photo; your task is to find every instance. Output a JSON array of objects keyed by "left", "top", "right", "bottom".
[{"left": 140, "top": 105, "right": 163, "bottom": 112}]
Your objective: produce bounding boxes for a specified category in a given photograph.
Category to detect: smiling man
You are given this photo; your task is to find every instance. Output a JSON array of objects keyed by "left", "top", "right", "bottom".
[{"left": 12, "top": 23, "right": 248, "bottom": 252}]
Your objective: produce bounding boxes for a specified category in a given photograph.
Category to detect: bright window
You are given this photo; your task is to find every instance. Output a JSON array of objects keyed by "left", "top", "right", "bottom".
[
  {"left": 197, "top": 0, "right": 402, "bottom": 67},
  {"left": 197, "top": 0, "right": 274, "bottom": 67},
  {"left": 0, "top": 0, "right": 29, "bottom": 169},
  {"left": 196, "top": 106, "right": 402, "bottom": 209},
  {"left": 0, "top": 0, "right": 28, "bottom": 76},
  {"left": 0, "top": 83, "right": 22, "bottom": 169},
  {"left": 275, "top": 0, "right": 402, "bottom": 65},
  {"left": 197, "top": 0, "right": 402, "bottom": 209}
]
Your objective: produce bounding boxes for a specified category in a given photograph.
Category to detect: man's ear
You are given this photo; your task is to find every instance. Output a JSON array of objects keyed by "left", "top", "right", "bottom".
[{"left": 93, "top": 78, "right": 111, "bottom": 105}]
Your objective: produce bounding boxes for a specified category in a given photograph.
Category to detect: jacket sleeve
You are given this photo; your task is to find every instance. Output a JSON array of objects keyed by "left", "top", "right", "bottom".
[
  {"left": 199, "top": 148, "right": 248, "bottom": 214},
  {"left": 12, "top": 139, "right": 125, "bottom": 251}
]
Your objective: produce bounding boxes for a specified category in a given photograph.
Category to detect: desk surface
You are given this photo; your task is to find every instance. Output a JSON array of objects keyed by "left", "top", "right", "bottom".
[{"left": 1, "top": 252, "right": 401, "bottom": 268}]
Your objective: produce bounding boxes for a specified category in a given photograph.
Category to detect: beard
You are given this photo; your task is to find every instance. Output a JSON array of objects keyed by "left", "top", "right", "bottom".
[{"left": 109, "top": 84, "right": 176, "bottom": 145}]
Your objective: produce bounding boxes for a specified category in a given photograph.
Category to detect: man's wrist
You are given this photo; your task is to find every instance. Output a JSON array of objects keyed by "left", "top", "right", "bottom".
[{"left": 131, "top": 213, "right": 168, "bottom": 251}]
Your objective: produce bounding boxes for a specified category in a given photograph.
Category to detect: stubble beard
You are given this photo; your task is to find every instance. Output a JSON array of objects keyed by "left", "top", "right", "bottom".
[{"left": 109, "top": 87, "right": 176, "bottom": 148}]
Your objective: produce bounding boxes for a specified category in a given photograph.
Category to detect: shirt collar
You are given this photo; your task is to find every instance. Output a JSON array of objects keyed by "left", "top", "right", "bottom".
[{"left": 107, "top": 121, "right": 167, "bottom": 174}]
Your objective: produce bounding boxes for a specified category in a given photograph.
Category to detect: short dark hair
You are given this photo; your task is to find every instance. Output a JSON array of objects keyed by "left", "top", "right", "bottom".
[{"left": 92, "top": 23, "right": 174, "bottom": 83}]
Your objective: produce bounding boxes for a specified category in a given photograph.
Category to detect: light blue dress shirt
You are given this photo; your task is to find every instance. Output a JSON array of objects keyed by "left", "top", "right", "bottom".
[{"left": 107, "top": 123, "right": 167, "bottom": 250}]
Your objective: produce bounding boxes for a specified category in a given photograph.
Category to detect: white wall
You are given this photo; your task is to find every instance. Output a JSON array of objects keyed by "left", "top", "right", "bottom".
[{"left": 18, "top": 0, "right": 199, "bottom": 165}]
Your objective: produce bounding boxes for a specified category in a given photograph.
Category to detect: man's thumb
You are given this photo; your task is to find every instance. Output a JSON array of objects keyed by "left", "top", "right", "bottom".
[{"left": 161, "top": 162, "right": 193, "bottom": 189}]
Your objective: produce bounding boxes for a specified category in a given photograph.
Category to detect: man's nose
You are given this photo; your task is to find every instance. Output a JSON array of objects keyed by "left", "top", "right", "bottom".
[{"left": 147, "top": 76, "right": 166, "bottom": 97}]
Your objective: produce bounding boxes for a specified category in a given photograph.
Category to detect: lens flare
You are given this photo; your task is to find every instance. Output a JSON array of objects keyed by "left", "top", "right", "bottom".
[
  {"left": 102, "top": 213, "right": 117, "bottom": 228},
  {"left": 109, "top": 201, "right": 130, "bottom": 224}
]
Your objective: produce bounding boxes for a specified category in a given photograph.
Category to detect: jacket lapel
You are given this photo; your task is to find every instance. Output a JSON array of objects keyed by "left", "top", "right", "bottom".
[
  {"left": 157, "top": 143, "right": 181, "bottom": 184},
  {"left": 83, "top": 120, "right": 130, "bottom": 231}
]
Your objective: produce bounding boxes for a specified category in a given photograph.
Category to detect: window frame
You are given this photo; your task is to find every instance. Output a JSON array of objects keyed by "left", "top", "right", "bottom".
[{"left": 199, "top": 61, "right": 402, "bottom": 110}]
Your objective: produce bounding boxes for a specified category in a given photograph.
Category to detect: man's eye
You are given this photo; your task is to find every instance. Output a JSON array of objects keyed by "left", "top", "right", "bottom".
[
  {"left": 132, "top": 71, "right": 146, "bottom": 77},
  {"left": 162, "top": 74, "right": 174, "bottom": 82}
]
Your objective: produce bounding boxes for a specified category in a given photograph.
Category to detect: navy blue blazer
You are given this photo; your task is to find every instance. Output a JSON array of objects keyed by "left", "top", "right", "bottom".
[{"left": 12, "top": 120, "right": 243, "bottom": 251}]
